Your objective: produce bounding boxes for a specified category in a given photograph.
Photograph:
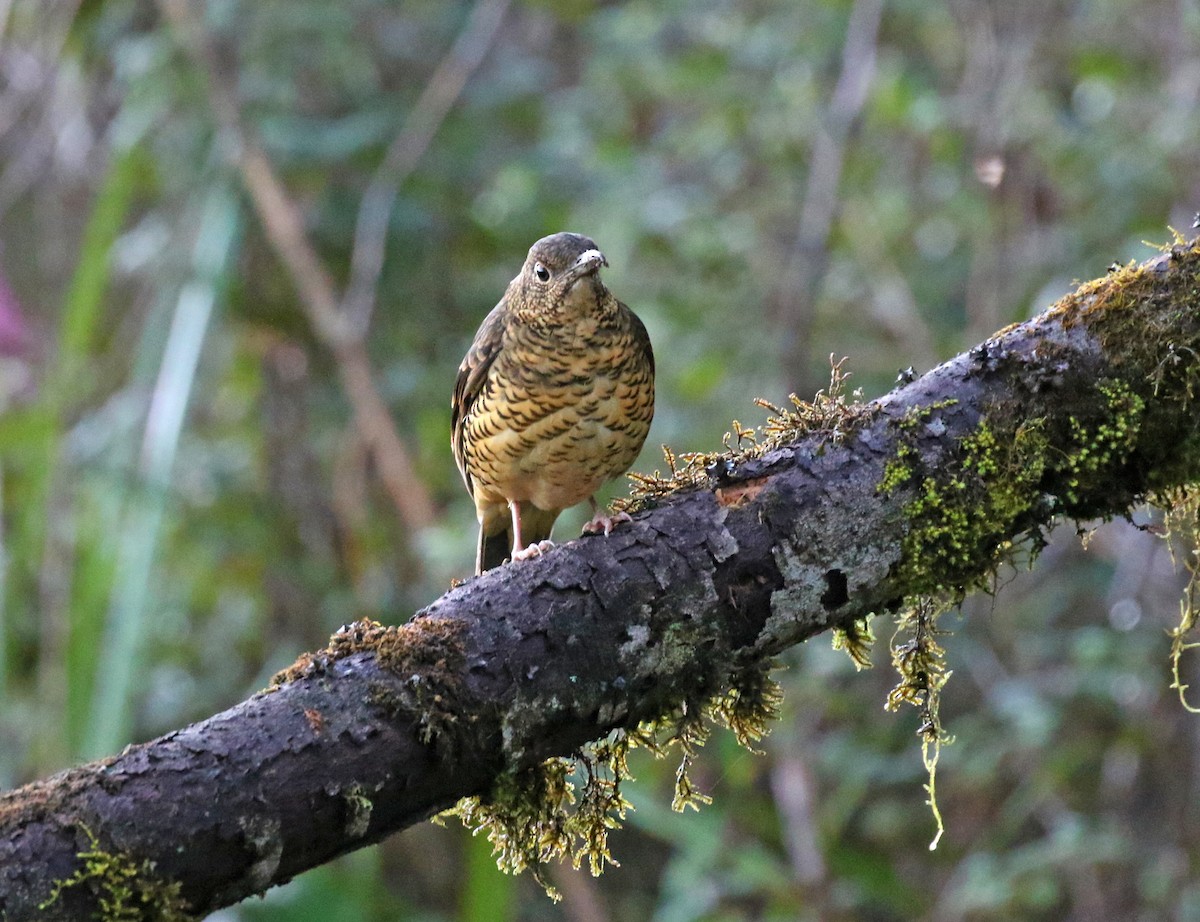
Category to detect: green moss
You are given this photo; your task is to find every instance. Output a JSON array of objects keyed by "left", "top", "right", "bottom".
[
  {"left": 616, "top": 357, "right": 875, "bottom": 513},
  {"left": 831, "top": 616, "right": 875, "bottom": 669},
  {"left": 342, "top": 784, "right": 374, "bottom": 839},
  {"left": 1052, "top": 238, "right": 1200, "bottom": 718},
  {"left": 1061, "top": 379, "right": 1145, "bottom": 506},
  {"left": 444, "top": 753, "right": 627, "bottom": 900},
  {"left": 886, "top": 598, "right": 953, "bottom": 849},
  {"left": 1054, "top": 239, "right": 1200, "bottom": 454},
  {"left": 881, "top": 415, "right": 1049, "bottom": 597},
  {"left": 879, "top": 448, "right": 916, "bottom": 495},
  {"left": 880, "top": 380, "right": 1140, "bottom": 596},
  {"left": 874, "top": 408, "right": 1059, "bottom": 844},
  {"left": 872, "top": 377, "right": 1149, "bottom": 828},
  {"left": 1154, "top": 485, "right": 1200, "bottom": 713},
  {"left": 272, "top": 618, "right": 467, "bottom": 745},
  {"left": 706, "top": 663, "right": 784, "bottom": 753},
  {"left": 271, "top": 618, "right": 464, "bottom": 691},
  {"left": 38, "top": 825, "right": 192, "bottom": 921},
  {"left": 444, "top": 661, "right": 783, "bottom": 897}
]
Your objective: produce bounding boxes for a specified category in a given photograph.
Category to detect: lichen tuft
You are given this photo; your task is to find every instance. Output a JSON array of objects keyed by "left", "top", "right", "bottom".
[
  {"left": 444, "top": 661, "right": 785, "bottom": 895},
  {"left": 615, "top": 356, "right": 874, "bottom": 514},
  {"left": 832, "top": 616, "right": 875, "bottom": 670}
]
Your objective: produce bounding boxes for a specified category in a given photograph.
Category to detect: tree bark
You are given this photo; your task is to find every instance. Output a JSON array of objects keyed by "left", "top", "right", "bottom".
[{"left": 4, "top": 244, "right": 1200, "bottom": 919}]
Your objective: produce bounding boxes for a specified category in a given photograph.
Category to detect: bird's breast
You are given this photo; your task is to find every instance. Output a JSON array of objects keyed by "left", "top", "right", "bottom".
[{"left": 461, "top": 316, "right": 654, "bottom": 516}]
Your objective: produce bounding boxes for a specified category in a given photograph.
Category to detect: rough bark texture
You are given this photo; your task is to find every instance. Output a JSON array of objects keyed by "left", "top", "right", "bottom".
[{"left": 4, "top": 244, "right": 1200, "bottom": 919}]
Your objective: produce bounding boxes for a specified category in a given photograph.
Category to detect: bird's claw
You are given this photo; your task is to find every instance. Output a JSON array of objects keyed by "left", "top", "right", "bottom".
[
  {"left": 582, "top": 510, "right": 632, "bottom": 536},
  {"left": 512, "top": 539, "right": 555, "bottom": 562}
]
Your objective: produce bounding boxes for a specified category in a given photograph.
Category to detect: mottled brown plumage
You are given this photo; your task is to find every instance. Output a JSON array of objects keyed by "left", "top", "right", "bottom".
[{"left": 452, "top": 232, "right": 655, "bottom": 574}]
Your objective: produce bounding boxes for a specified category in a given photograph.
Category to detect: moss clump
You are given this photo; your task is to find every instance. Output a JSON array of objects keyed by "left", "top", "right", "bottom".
[
  {"left": 445, "top": 661, "right": 783, "bottom": 898},
  {"left": 876, "top": 407, "right": 1057, "bottom": 844},
  {"left": 616, "top": 357, "right": 873, "bottom": 514},
  {"left": 886, "top": 598, "right": 954, "bottom": 848},
  {"left": 874, "top": 377, "right": 1150, "bottom": 841},
  {"left": 1051, "top": 232, "right": 1198, "bottom": 338},
  {"left": 445, "top": 751, "right": 628, "bottom": 899},
  {"left": 271, "top": 617, "right": 467, "bottom": 745},
  {"left": 39, "top": 825, "right": 192, "bottom": 921},
  {"left": 878, "top": 400, "right": 961, "bottom": 496},
  {"left": 881, "top": 414, "right": 1050, "bottom": 597},
  {"left": 1054, "top": 238, "right": 1200, "bottom": 451},
  {"left": 271, "top": 617, "right": 464, "bottom": 687},
  {"left": 831, "top": 616, "right": 875, "bottom": 670},
  {"left": 1061, "top": 379, "right": 1145, "bottom": 507},
  {"left": 706, "top": 663, "right": 785, "bottom": 753},
  {"left": 1058, "top": 238, "right": 1200, "bottom": 717}
]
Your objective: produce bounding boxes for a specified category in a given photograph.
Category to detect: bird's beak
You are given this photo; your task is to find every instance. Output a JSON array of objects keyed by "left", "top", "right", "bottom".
[{"left": 573, "top": 249, "right": 608, "bottom": 276}]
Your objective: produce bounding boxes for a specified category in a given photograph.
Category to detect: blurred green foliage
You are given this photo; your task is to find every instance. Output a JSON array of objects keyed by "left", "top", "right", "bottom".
[{"left": 2, "top": 0, "right": 1200, "bottom": 918}]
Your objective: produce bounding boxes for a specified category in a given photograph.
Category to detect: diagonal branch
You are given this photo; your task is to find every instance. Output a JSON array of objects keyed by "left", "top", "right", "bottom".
[
  {"left": 158, "top": 0, "right": 347, "bottom": 342},
  {"left": 4, "top": 243, "right": 1200, "bottom": 918},
  {"left": 771, "top": 0, "right": 884, "bottom": 393},
  {"left": 342, "top": 0, "right": 511, "bottom": 333}
]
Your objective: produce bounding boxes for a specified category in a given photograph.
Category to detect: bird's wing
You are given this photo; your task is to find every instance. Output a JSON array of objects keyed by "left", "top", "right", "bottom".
[
  {"left": 623, "top": 300, "right": 655, "bottom": 375},
  {"left": 451, "top": 300, "right": 507, "bottom": 496}
]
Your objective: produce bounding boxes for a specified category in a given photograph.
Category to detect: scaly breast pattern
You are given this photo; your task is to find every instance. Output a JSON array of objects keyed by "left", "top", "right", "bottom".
[{"left": 462, "top": 312, "right": 654, "bottom": 518}]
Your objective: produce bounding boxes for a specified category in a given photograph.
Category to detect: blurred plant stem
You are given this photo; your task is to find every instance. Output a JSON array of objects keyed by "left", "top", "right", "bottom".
[
  {"left": 82, "top": 182, "right": 240, "bottom": 760},
  {"left": 343, "top": 0, "right": 511, "bottom": 334},
  {"left": 156, "top": 0, "right": 510, "bottom": 543},
  {"left": 460, "top": 829, "right": 516, "bottom": 922},
  {"left": 771, "top": 0, "right": 883, "bottom": 395},
  {"left": 27, "top": 143, "right": 143, "bottom": 771}
]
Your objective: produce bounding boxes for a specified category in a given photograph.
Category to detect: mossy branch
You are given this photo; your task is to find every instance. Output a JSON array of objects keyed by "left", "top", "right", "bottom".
[{"left": 5, "top": 241, "right": 1200, "bottom": 919}]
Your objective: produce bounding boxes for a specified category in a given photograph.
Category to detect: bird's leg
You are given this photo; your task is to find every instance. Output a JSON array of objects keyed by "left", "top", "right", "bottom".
[
  {"left": 509, "top": 500, "right": 554, "bottom": 562},
  {"left": 581, "top": 496, "right": 632, "bottom": 536}
]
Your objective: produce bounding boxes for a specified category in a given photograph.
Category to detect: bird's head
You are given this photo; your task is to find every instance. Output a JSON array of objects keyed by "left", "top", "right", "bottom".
[{"left": 513, "top": 232, "right": 612, "bottom": 321}]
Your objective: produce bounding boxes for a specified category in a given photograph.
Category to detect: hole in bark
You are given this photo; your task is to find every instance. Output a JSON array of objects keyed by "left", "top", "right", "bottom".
[{"left": 821, "top": 568, "right": 849, "bottom": 610}]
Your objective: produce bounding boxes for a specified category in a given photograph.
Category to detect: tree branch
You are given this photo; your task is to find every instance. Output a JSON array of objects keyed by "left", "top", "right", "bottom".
[{"left": 4, "top": 243, "right": 1200, "bottom": 919}]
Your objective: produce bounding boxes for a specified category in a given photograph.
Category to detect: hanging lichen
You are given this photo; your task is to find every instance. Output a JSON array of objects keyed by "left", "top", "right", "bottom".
[
  {"left": 885, "top": 597, "right": 954, "bottom": 848},
  {"left": 831, "top": 616, "right": 875, "bottom": 669},
  {"left": 1152, "top": 485, "right": 1200, "bottom": 713},
  {"left": 441, "top": 661, "right": 783, "bottom": 898}
]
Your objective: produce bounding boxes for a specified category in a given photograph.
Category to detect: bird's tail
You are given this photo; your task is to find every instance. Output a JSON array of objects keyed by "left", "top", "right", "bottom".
[
  {"left": 477, "top": 527, "right": 512, "bottom": 574},
  {"left": 476, "top": 503, "right": 560, "bottom": 574}
]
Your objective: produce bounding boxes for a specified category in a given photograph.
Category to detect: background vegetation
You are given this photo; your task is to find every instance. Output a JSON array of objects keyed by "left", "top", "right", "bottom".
[{"left": 2, "top": 0, "right": 1199, "bottom": 919}]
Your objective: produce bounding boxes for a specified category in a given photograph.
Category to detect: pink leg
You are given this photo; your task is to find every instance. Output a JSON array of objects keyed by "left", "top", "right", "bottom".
[
  {"left": 509, "top": 501, "right": 554, "bottom": 562},
  {"left": 581, "top": 496, "right": 632, "bottom": 536}
]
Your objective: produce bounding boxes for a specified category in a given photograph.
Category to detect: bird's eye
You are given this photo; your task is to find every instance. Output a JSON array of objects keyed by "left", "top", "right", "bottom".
[{"left": 534, "top": 262, "right": 550, "bottom": 282}]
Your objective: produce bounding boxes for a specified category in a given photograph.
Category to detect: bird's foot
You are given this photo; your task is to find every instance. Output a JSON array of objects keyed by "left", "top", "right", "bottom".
[
  {"left": 582, "top": 509, "right": 632, "bottom": 536},
  {"left": 512, "top": 539, "right": 555, "bottom": 562}
]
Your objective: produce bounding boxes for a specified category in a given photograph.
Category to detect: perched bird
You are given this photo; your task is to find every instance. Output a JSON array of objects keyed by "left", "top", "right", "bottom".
[{"left": 452, "top": 232, "right": 655, "bottom": 574}]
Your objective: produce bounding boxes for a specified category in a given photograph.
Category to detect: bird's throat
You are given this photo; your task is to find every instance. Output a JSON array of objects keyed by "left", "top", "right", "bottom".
[{"left": 557, "top": 273, "right": 607, "bottom": 319}]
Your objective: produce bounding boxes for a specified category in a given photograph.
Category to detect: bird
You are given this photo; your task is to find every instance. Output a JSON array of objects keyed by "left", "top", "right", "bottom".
[{"left": 452, "top": 232, "right": 655, "bottom": 574}]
